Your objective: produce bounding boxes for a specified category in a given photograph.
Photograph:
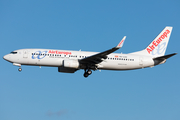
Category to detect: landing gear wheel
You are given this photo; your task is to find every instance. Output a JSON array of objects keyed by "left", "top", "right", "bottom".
[
  {"left": 84, "top": 72, "right": 89, "bottom": 78},
  {"left": 87, "top": 70, "right": 92, "bottom": 75},
  {"left": 83, "top": 69, "right": 92, "bottom": 78},
  {"left": 18, "top": 68, "right": 22, "bottom": 72}
]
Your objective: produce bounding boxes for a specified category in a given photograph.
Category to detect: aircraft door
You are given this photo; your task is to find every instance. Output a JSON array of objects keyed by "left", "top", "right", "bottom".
[
  {"left": 139, "top": 57, "right": 143, "bottom": 66},
  {"left": 23, "top": 50, "right": 28, "bottom": 58}
]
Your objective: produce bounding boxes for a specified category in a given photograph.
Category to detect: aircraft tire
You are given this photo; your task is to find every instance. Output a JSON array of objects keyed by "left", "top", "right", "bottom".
[
  {"left": 84, "top": 72, "right": 89, "bottom": 78},
  {"left": 18, "top": 68, "right": 22, "bottom": 72},
  {"left": 87, "top": 70, "right": 92, "bottom": 75}
]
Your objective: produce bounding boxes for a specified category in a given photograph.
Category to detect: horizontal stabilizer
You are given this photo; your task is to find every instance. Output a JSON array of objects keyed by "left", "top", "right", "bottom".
[
  {"left": 153, "top": 53, "right": 177, "bottom": 60},
  {"left": 153, "top": 53, "right": 177, "bottom": 65}
]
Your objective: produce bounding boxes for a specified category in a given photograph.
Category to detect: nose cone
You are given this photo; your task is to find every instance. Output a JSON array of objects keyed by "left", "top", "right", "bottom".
[{"left": 3, "top": 54, "right": 10, "bottom": 61}]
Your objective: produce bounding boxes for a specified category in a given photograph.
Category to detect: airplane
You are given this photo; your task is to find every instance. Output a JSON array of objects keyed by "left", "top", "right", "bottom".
[{"left": 3, "top": 26, "right": 177, "bottom": 78}]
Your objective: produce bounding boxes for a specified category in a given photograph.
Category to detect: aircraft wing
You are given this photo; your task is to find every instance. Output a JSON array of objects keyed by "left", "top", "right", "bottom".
[{"left": 79, "top": 36, "right": 126, "bottom": 64}]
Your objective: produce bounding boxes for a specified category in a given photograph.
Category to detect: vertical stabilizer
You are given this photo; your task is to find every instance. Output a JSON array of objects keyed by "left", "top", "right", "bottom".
[{"left": 131, "top": 26, "right": 173, "bottom": 58}]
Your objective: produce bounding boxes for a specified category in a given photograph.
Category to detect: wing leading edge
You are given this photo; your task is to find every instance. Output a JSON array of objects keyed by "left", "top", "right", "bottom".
[{"left": 79, "top": 36, "right": 126, "bottom": 64}]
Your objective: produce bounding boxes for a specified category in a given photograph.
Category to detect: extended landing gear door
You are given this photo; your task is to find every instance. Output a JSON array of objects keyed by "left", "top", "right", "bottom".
[{"left": 23, "top": 50, "right": 28, "bottom": 58}]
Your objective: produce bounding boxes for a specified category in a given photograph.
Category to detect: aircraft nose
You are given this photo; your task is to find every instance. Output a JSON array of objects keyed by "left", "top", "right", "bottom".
[{"left": 3, "top": 54, "right": 9, "bottom": 61}]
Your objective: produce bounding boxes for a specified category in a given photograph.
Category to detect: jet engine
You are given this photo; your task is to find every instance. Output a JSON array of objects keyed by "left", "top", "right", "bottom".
[{"left": 63, "top": 60, "right": 79, "bottom": 69}]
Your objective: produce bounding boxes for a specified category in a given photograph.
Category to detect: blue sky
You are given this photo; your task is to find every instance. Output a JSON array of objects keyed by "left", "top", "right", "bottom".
[{"left": 0, "top": 0, "right": 180, "bottom": 120}]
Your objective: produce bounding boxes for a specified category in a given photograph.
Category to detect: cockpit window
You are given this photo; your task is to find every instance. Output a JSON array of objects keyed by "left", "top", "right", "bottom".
[{"left": 10, "top": 51, "right": 17, "bottom": 54}]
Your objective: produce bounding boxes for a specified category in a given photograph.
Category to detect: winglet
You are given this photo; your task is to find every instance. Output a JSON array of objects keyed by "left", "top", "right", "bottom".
[{"left": 116, "top": 36, "right": 126, "bottom": 48}]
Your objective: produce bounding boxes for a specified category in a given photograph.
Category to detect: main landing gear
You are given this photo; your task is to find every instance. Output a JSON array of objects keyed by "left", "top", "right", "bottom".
[
  {"left": 12, "top": 63, "right": 22, "bottom": 72},
  {"left": 83, "top": 69, "right": 92, "bottom": 78},
  {"left": 18, "top": 67, "right": 22, "bottom": 72}
]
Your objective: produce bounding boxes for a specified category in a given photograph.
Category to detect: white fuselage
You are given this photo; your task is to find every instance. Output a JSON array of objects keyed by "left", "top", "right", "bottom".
[
  {"left": 3, "top": 27, "right": 175, "bottom": 77},
  {"left": 3, "top": 48, "right": 155, "bottom": 70}
]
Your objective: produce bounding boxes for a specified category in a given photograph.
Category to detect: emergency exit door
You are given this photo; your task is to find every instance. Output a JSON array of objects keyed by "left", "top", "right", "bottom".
[{"left": 23, "top": 50, "right": 28, "bottom": 58}]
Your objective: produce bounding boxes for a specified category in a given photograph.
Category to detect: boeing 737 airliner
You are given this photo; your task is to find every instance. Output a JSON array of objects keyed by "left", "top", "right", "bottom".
[{"left": 3, "top": 26, "right": 177, "bottom": 77}]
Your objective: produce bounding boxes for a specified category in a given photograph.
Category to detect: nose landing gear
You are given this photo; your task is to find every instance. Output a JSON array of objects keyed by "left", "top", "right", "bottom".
[
  {"left": 83, "top": 69, "right": 92, "bottom": 78},
  {"left": 12, "top": 63, "right": 22, "bottom": 72},
  {"left": 18, "top": 67, "right": 22, "bottom": 72}
]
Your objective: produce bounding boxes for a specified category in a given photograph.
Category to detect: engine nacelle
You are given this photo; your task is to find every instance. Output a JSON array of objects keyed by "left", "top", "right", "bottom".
[
  {"left": 58, "top": 67, "right": 77, "bottom": 73},
  {"left": 63, "top": 60, "right": 79, "bottom": 69}
]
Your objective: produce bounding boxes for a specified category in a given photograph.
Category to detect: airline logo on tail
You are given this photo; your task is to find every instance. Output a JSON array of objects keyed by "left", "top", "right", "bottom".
[{"left": 146, "top": 29, "right": 170, "bottom": 54}]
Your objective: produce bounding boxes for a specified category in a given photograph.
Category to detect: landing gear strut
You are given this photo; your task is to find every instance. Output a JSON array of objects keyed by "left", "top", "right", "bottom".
[
  {"left": 83, "top": 69, "right": 92, "bottom": 78},
  {"left": 18, "top": 67, "right": 22, "bottom": 72}
]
